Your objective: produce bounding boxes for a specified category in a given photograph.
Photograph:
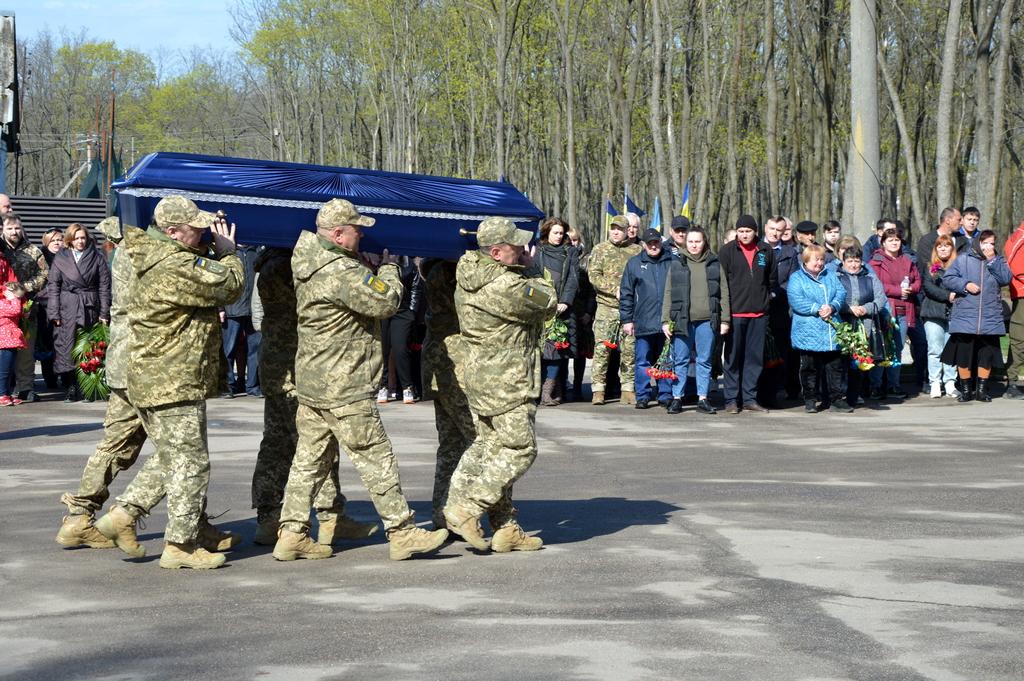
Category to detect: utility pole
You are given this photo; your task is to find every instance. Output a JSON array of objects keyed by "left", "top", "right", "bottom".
[{"left": 0, "top": 12, "right": 19, "bottom": 195}]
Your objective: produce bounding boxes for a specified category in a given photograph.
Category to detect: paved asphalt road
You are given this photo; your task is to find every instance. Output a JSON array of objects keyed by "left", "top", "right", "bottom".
[{"left": 1, "top": 389, "right": 1021, "bottom": 681}]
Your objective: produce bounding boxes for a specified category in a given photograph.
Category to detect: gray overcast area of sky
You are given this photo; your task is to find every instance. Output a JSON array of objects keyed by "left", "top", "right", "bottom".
[{"left": 6, "top": 1, "right": 237, "bottom": 63}]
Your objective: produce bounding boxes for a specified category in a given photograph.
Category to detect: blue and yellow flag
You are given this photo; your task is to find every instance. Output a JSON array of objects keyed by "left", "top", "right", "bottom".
[
  {"left": 624, "top": 189, "right": 645, "bottom": 217},
  {"left": 604, "top": 199, "right": 617, "bottom": 235},
  {"left": 680, "top": 181, "right": 691, "bottom": 219}
]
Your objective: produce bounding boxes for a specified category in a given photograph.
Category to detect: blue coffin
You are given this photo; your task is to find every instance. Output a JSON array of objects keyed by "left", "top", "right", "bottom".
[{"left": 111, "top": 152, "right": 544, "bottom": 258}]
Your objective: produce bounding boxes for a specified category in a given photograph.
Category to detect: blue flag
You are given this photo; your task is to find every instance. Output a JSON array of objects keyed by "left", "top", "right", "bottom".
[
  {"left": 680, "top": 181, "right": 691, "bottom": 219},
  {"left": 649, "top": 196, "right": 662, "bottom": 233}
]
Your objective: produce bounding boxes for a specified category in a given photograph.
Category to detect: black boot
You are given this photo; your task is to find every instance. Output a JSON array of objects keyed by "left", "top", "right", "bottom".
[
  {"left": 62, "top": 372, "right": 77, "bottom": 403},
  {"left": 976, "top": 378, "right": 992, "bottom": 403},
  {"left": 956, "top": 377, "right": 975, "bottom": 403}
]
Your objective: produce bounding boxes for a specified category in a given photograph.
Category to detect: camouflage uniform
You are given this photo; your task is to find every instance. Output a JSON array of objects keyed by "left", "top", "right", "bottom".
[
  {"left": 446, "top": 219, "right": 556, "bottom": 528},
  {"left": 61, "top": 218, "right": 148, "bottom": 518},
  {"left": 113, "top": 201, "right": 243, "bottom": 545},
  {"left": 250, "top": 248, "right": 346, "bottom": 525},
  {"left": 0, "top": 232, "right": 48, "bottom": 393},
  {"left": 278, "top": 214, "right": 415, "bottom": 534},
  {"left": 421, "top": 260, "right": 476, "bottom": 522},
  {"left": 587, "top": 234, "right": 640, "bottom": 392}
]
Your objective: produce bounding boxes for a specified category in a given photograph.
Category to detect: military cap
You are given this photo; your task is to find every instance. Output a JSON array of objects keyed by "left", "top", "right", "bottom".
[
  {"left": 641, "top": 228, "right": 662, "bottom": 243},
  {"left": 316, "top": 199, "right": 376, "bottom": 230},
  {"left": 154, "top": 195, "right": 216, "bottom": 230},
  {"left": 476, "top": 216, "right": 533, "bottom": 248},
  {"left": 609, "top": 215, "right": 629, "bottom": 230},
  {"left": 95, "top": 216, "right": 122, "bottom": 241},
  {"left": 795, "top": 220, "right": 819, "bottom": 234},
  {"left": 670, "top": 215, "right": 691, "bottom": 231}
]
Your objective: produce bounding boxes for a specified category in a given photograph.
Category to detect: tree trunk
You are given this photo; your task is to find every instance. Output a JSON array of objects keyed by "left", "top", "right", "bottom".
[
  {"left": 878, "top": 45, "right": 928, "bottom": 236},
  {"left": 763, "top": 0, "right": 779, "bottom": 215},
  {"left": 935, "top": 0, "right": 963, "bottom": 214},
  {"left": 649, "top": 0, "right": 672, "bottom": 225}
]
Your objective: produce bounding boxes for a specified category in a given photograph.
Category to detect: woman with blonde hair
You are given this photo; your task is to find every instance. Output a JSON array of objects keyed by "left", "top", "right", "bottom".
[
  {"left": 47, "top": 223, "right": 111, "bottom": 401},
  {"left": 921, "top": 234, "right": 960, "bottom": 397}
]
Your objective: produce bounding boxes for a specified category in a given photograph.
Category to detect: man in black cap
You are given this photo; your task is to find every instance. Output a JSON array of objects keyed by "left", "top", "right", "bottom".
[
  {"left": 718, "top": 215, "right": 777, "bottom": 414},
  {"left": 620, "top": 228, "right": 675, "bottom": 408},
  {"left": 794, "top": 220, "right": 818, "bottom": 250},
  {"left": 664, "top": 216, "right": 691, "bottom": 257}
]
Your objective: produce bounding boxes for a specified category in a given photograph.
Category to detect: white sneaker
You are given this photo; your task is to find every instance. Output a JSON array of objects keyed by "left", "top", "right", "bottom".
[
  {"left": 930, "top": 383, "right": 942, "bottom": 398},
  {"left": 402, "top": 387, "right": 415, "bottom": 404},
  {"left": 944, "top": 380, "right": 959, "bottom": 398},
  {"left": 376, "top": 387, "right": 389, "bottom": 404}
]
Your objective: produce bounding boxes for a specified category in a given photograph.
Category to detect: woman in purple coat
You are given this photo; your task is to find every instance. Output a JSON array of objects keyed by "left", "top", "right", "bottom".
[
  {"left": 940, "top": 230, "right": 1012, "bottom": 403},
  {"left": 47, "top": 224, "right": 111, "bottom": 401}
]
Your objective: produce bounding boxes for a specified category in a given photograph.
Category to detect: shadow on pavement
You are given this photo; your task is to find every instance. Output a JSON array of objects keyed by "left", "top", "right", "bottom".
[{"left": 0, "top": 422, "right": 105, "bottom": 441}]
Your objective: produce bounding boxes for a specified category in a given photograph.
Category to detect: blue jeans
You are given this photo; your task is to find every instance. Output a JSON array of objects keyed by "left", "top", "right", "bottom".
[
  {"left": 542, "top": 360, "right": 560, "bottom": 381},
  {"left": 923, "top": 319, "right": 956, "bottom": 386},
  {"left": 223, "top": 316, "right": 261, "bottom": 392},
  {"left": 871, "top": 315, "right": 906, "bottom": 390},
  {"left": 634, "top": 333, "right": 672, "bottom": 402},
  {"left": 670, "top": 321, "right": 715, "bottom": 398},
  {"left": 0, "top": 348, "right": 15, "bottom": 395}
]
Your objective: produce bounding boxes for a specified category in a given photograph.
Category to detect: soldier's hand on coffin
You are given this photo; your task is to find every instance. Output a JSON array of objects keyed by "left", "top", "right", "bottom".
[
  {"left": 211, "top": 218, "right": 237, "bottom": 256},
  {"left": 518, "top": 245, "right": 535, "bottom": 268}
]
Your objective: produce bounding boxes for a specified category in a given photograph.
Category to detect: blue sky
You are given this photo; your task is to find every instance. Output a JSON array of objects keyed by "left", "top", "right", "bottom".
[{"left": 7, "top": 1, "right": 236, "bottom": 56}]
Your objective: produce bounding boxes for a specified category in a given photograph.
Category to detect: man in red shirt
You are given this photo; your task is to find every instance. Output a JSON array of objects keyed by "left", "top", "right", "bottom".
[
  {"left": 718, "top": 215, "right": 778, "bottom": 414},
  {"left": 1004, "top": 221, "right": 1024, "bottom": 399}
]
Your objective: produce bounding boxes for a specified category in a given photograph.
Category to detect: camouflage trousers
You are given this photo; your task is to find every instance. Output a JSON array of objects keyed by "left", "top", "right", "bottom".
[
  {"left": 116, "top": 401, "right": 210, "bottom": 544},
  {"left": 590, "top": 311, "right": 636, "bottom": 393},
  {"left": 279, "top": 399, "right": 413, "bottom": 534},
  {"left": 62, "top": 388, "right": 147, "bottom": 517},
  {"left": 14, "top": 305, "right": 37, "bottom": 393},
  {"left": 446, "top": 402, "right": 537, "bottom": 529},
  {"left": 251, "top": 391, "right": 347, "bottom": 524},
  {"left": 431, "top": 383, "right": 477, "bottom": 519}
]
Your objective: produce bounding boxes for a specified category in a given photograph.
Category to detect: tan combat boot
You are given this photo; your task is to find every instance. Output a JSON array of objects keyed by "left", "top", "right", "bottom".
[
  {"left": 491, "top": 522, "right": 544, "bottom": 553},
  {"left": 197, "top": 518, "right": 242, "bottom": 552},
  {"left": 159, "top": 542, "right": 227, "bottom": 570},
  {"left": 272, "top": 529, "right": 332, "bottom": 561},
  {"left": 621, "top": 390, "right": 636, "bottom": 406},
  {"left": 443, "top": 504, "right": 490, "bottom": 550},
  {"left": 94, "top": 506, "right": 146, "bottom": 557},
  {"left": 317, "top": 513, "right": 379, "bottom": 545},
  {"left": 387, "top": 525, "right": 449, "bottom": 561},
  {"left": 253, "top": 518, "right": 279, "bottom": 546},
  {"left": 56, "top": 514, "right": 115, "bottom": 549},
  {"left": 591, "top": 390, "right": 605, "bottom": 405}
]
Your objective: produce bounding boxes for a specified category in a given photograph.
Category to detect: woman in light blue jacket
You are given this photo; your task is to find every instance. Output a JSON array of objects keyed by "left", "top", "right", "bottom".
[
  {"left": 940, "top": 230, "right": 1012, "bottom": 402},
  {"left": 788, "top": 245, "right": 849, "bottom": 413}
]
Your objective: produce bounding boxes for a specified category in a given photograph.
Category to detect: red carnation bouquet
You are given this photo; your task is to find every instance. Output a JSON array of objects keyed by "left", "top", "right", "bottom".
[
  {"left": 73, "top": 323, "right": 110, "bottom": 400},
  {"left": 828, "top": 319, "right": 874, "bottom": 371},
  {"left": 646, "top": 342, "right": 677, "bottom": 380},
  {"left": 545, "top": 318, "right": 570, "bottom": 351},
  {"left": 599, "top": 319, "right": 621, "bottom": 350}
]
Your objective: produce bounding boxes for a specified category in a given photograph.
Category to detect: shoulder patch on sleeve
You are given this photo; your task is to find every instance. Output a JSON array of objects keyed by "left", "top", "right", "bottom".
[
  {"left": 195, "top": 256, "right": 227, "bottom": 274},
  {"left": 524, "top": 284, "right": 550, "bottom": 304},
  {"left": 363, "top": 273, "right": 388, "bottom": 294}
]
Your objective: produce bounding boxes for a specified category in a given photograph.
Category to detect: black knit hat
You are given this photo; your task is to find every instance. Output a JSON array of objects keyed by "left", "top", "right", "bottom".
[{"left": 735, "top": 214, "right": 759, "bottom": 232}]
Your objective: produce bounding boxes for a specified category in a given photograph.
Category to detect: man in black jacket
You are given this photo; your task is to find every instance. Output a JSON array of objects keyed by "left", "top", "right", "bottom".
[{"left": 718, "top": 215, "right": 777, "bottom": 414}]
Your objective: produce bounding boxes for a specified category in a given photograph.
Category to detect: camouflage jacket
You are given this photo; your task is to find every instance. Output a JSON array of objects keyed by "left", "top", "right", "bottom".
[
  {"left": 422, "top": 259, "right": 465, "bottom": 397},
  {"left": 1, "top": 234, "right": 48, "bottom": 297},
  {"left": 255, "top": 248, "right": 297, "bottom": 397},
  {"left": 124, "top": 226, "right": 244, "bottom": 408},
  {"left": 291, "top": 231, "right": 402, "bottom": 409},
  {"left": 99, "top": 225, "right": 135, "bottom": 390},
  {"left": 587, "top": 238, "right": 641, "bottom": 314},
  {"left": 455, "top": 250, "right": 556, "bottom": 417}
]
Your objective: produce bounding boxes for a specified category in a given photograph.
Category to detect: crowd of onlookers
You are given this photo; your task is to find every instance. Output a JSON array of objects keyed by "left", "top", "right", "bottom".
[
  {"left": 3, "top": 193, "right": 1023, "bottom": 414},
  {"left": 522, "top": 207, "right": 1024, "bottom": 414}
]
